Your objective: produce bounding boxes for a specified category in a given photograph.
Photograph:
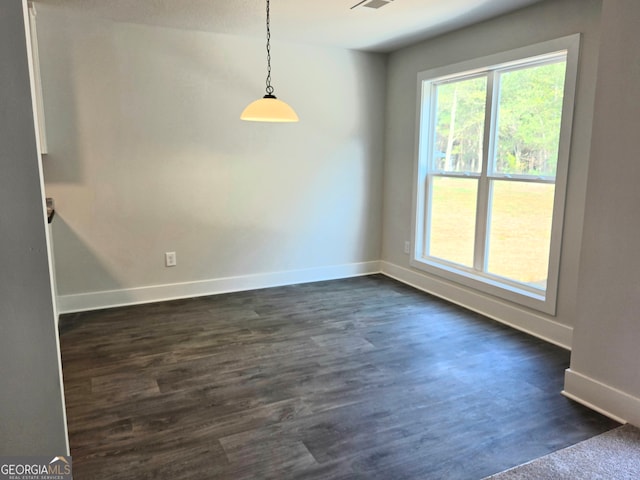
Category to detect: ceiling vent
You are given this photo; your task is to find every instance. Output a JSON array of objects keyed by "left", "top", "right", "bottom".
[{"left": 351, "top": 0, "right": 395, "bottom": 10}]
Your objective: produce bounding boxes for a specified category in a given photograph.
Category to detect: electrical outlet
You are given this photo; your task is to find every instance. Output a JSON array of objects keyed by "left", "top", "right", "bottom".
[
  {"left": 404, "top": 241, "right": 411, "bottom": 255},
  {"left": 165, "top": 251, "right": 177, "bottom": 267}
]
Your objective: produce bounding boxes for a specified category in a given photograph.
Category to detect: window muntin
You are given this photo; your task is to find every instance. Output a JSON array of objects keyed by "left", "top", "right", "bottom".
[{"left": 412, "top": 36, "right": 580, "bottom": 314}]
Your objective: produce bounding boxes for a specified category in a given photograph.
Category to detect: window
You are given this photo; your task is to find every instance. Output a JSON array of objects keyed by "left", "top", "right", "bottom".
[{"left": 412, "top": 35, "right": 580, "bottom": 314}]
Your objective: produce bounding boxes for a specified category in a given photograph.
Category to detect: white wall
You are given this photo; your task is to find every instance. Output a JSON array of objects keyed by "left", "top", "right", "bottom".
[
  {"left": 36, "top": 5, "right": 386, "bottom": 312},
  {"left": 0, "top": 0, "right": 68, "bottom": 455},
  {"left": 381, "top": 0, "right": 603, "bottom": 348},
  {"left": 564, "top": 0, "right": 640, "bottom": 426}
]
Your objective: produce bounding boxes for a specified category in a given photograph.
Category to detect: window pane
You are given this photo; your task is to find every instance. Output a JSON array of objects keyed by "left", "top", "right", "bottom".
[
  {"left": 493, "top": 61, "right": 566, "bottom": 177},
  {"left": 433, "top": 76, "right": 487, "bottom": 174},
  {"left": 486, "top": 180, "right": 555, "bottom": 289},
  {"left": 428, "top": 177, "right": 478, "bottom": 267}
]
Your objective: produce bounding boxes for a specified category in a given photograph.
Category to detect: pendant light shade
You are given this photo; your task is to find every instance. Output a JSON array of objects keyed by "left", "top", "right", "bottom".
[
  {"left": 241, "top": 0, "right": 299, "bottom": 122},
  {"left": 241, "top": 95, "right": 299, "bottom": 122}
]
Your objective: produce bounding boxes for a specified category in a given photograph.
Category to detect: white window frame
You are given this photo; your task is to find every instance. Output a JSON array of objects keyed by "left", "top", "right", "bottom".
[{"left": 411, "top": 34, "right": 580, "bottom": 315}]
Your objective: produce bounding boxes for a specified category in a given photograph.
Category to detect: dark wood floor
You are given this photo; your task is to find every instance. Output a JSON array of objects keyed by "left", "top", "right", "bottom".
[{"left": 59, "top": 275, "right": 618, "bottom": 480}]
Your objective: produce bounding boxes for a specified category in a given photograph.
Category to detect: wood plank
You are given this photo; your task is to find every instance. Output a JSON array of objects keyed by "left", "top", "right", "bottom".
[{"left": 59, "top": 275, "right": 619, "bottom": 479}]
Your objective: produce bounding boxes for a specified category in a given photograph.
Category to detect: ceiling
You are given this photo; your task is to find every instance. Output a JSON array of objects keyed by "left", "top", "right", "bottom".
[{"left": 35, "top": 0, "right": 545, "bottom": 52}]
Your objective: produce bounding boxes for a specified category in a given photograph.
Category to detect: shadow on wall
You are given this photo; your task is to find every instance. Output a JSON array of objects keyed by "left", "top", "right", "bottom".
[
  {"left": 50, "top": 215, "right": 122, "bottom": 296},
  {"left": 51, "top": 209, "right": 291, "bottom": 298}
]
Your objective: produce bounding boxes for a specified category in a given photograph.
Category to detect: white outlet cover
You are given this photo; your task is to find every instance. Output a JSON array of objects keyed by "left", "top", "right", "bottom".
[{"left": 165, "top": 252, "right": 177, "bottom": 267}]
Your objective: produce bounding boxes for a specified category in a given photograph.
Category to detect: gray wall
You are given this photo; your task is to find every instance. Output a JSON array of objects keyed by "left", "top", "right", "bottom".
[
  {"left": 0, "top": 0, "right": 68, "bottom": 455},
  {"left": 37, "top": 5, "right": 386, "bottom": 310},
  {"left": 566, "top": 0, "right": 640, "bottom": 425},
  {"left": 381, "top": 0, "right": 602, "bottom": 346}
]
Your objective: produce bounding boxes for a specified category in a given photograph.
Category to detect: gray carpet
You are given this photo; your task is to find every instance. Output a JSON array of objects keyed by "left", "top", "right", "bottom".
[{"left": 484, "top": 424, "right": 640, "bottom": 480}]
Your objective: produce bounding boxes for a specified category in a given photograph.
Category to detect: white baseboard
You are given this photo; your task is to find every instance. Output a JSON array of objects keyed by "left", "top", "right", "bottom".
[
  {"left": 57, "top": 261, "right": 382, "bottom": 314},
  {"left": 563, "top": 369, "right": 639, "bottom": 425},
  {"left": 380, "top": 261, "right": 573, "bottom": 349},
  {"left": 57, "top": 260, "right": 573, "bottom": 351}
]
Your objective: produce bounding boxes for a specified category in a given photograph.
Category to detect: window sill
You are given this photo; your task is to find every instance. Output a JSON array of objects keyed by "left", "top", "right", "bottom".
[{"left": 410, "top": 256, "right": 556, "bottom": 315}]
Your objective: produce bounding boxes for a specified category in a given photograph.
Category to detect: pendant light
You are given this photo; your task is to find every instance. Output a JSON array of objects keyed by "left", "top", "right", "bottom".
[{"left": 241, "top": 0, "right": 299, "bottom": 122}]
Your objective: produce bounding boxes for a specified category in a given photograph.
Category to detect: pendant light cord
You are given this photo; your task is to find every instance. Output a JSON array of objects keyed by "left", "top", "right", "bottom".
[{"left": 265, "top": 0, "right": 274, "bottom": 96}]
